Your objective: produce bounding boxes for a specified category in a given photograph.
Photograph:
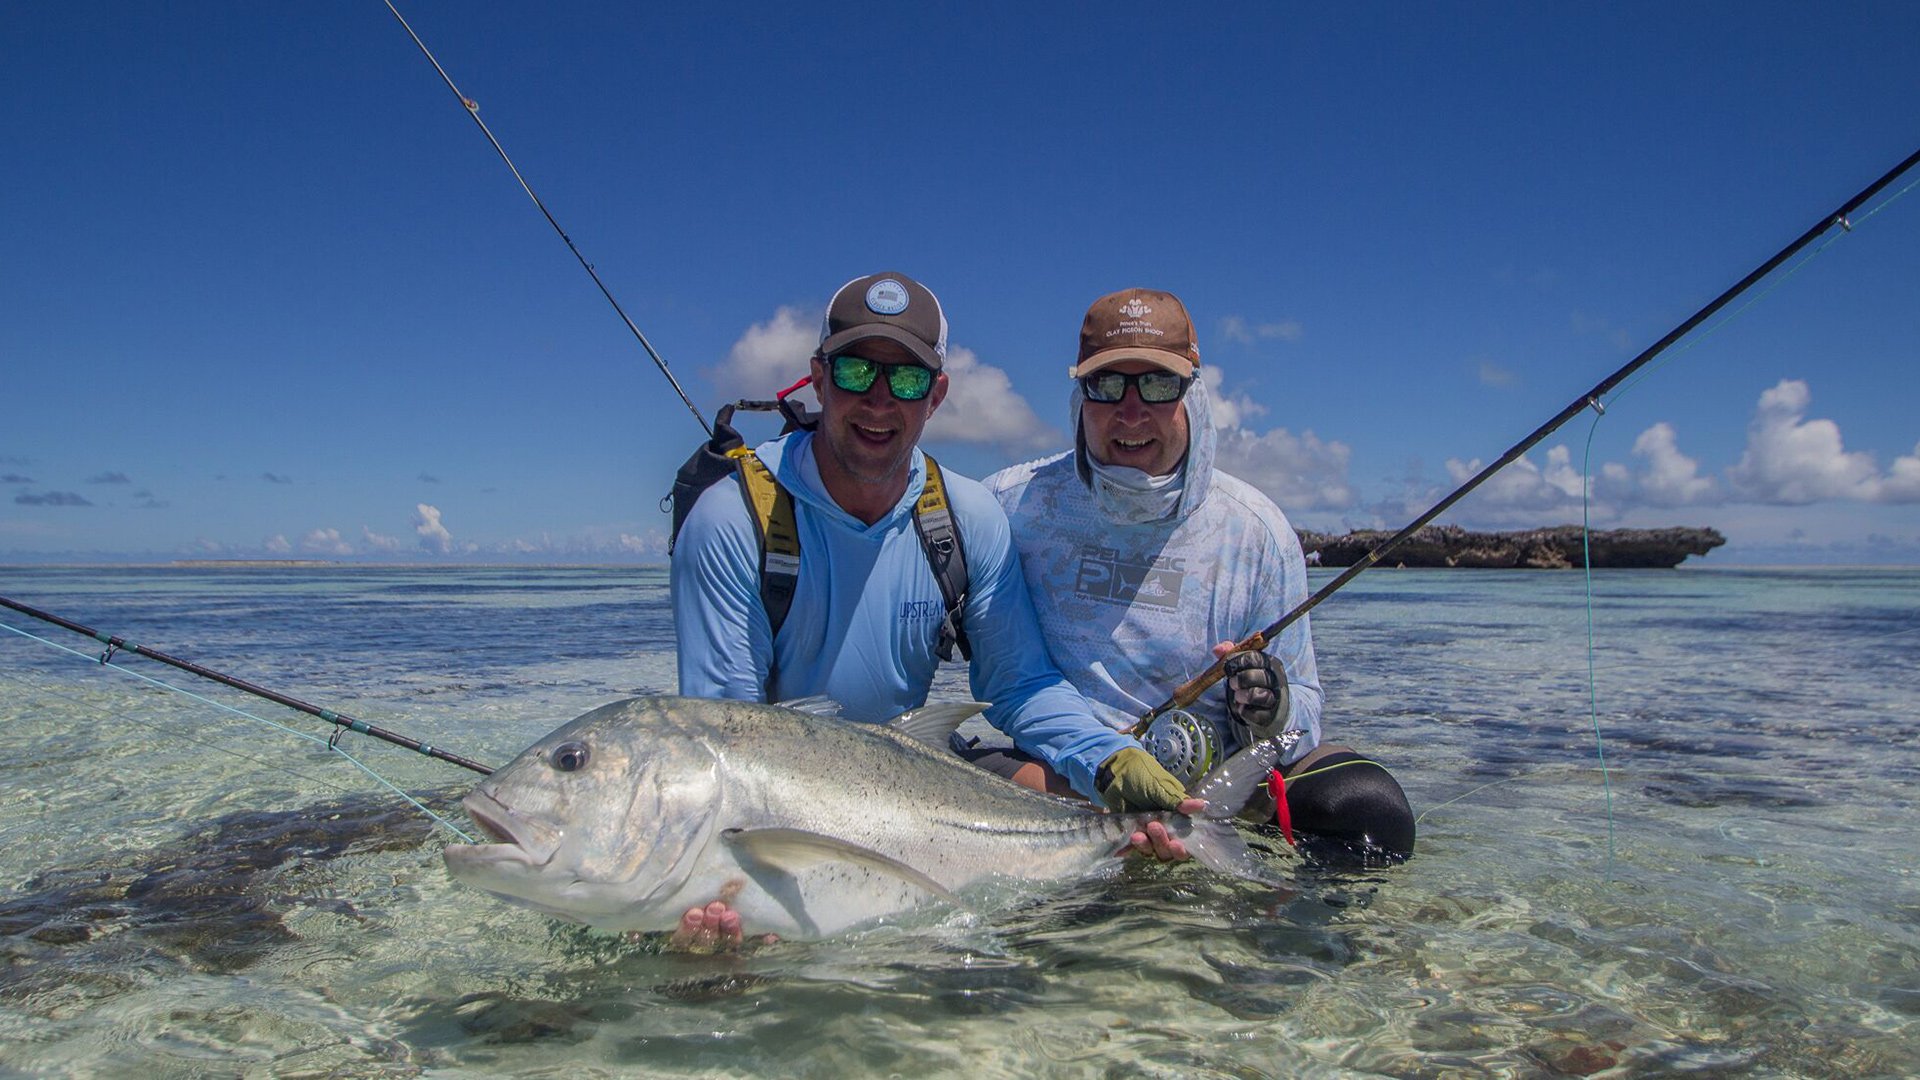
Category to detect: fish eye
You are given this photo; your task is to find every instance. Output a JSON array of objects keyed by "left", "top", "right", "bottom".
[{"left": 550, "top": 741, "right": 590, "bottom": 772}]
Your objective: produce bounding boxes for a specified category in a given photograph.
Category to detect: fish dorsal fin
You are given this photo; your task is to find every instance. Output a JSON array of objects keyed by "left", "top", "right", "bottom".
[
  {"left": 886, "top": 701, "right": 989, "bottom": 747},
  {"left": 774, "top": 694, "right": 843, "bottom": 719},
  {"left": 722, "top": 827, "right": 957, "bottom": 904}
]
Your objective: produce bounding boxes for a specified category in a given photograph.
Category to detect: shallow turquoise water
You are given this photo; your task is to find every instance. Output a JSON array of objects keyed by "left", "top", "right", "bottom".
[{"left": 1, "top": 565, "right": 1915, "bottom": 1076}]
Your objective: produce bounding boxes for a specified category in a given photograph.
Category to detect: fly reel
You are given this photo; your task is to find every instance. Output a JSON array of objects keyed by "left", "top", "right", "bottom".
[{"left": 1140, "top": 708, "right": 1220, "bottom": 787}]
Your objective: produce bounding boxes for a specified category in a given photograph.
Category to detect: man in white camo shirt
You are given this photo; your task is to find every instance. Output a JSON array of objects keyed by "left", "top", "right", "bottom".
[{"left": 968, "top": 288, "right": 1415, "bottom": 860}]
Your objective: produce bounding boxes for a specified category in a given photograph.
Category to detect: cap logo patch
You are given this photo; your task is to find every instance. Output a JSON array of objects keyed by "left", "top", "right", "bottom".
[
  {"left": 866, "top": 279, "right": 910, "bottom": 315},
  {"left": 1119, "top": 298, "right": 1152, "bottom": 318}
]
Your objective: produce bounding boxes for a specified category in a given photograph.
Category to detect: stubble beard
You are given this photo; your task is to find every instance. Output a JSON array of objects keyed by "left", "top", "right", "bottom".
[{"left": 821, "top": 422, "right": 914, "bottom": 488}]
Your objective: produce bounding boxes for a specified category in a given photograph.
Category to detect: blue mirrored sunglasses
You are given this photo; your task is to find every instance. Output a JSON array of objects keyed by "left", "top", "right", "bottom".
[
  {"left": 1079, "top": 370, "right": 1192, "bottom": 404},
  {"left": 828, "top": 354, "right": 936, "bottom": 401}
]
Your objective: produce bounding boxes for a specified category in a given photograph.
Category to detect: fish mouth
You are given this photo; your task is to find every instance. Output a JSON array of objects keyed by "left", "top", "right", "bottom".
[{"left": 449, "top": 790, "right": 563, "bottom": 867}]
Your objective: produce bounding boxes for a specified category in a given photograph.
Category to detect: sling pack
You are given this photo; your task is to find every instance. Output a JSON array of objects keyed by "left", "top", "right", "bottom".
[{"left": 668, "top": 402, "right": 972, "bottom": 661}]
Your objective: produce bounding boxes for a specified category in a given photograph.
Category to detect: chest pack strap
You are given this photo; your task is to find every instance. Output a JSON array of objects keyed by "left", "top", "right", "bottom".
[
  {"left": 731, "top": 450, "right": 971, "bottom": 662},
  {"left": 729, "top": 448, "right": 802, "bottom": 635},
  {"left": 913, "top": 458, "right": 972, "bottom": 662}
]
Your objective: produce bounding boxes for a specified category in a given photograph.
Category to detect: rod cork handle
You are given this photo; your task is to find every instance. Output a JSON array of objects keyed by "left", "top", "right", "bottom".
[{"left": 1126, "top": 631, "right": 1268, "bottom": 735}]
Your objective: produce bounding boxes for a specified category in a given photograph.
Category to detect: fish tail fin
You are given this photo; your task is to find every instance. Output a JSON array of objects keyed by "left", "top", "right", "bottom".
[
  {"left": 1175, "top": 734, "right": 1291, "bottom": 886},
  {"left": 1190, "top": 735, "right": 1286, "bottom": 816},
  {"left": 1179, "top": 816, "right": 1286, "bottom": 887}
]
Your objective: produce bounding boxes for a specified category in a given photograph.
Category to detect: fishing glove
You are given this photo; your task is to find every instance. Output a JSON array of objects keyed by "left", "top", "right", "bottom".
[
  {"left": 1097, "top": 746, "right": 1189, "bottom": 812},
  {"left": 1223, "top": 649, "right": 1290, "bottom": 747}
]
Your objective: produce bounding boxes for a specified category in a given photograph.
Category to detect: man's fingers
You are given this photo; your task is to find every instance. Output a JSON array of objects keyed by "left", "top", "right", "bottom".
[
  {"left": 668, "top": 900, "right": 745, "bottom": 953},
  {"left": 669, "top": 905, "right": 713, "bottom": 950},
  {"left": 1122, "top": 820, "right": 1190, "bottom": 862},
  {"left": 1144, "top": 820, "right": 1189, "bottom": 861},
  {"left": 1123, "top": 801, "right": 1205, "bottom": 862},
  {"left": 715, "top": 906, "right": 744, "bottom": 948}
]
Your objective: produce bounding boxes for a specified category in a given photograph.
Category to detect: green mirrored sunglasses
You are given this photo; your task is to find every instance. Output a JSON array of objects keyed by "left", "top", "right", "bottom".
[{"left": 828, "top": 354, "right": 936, "bottom": 401}]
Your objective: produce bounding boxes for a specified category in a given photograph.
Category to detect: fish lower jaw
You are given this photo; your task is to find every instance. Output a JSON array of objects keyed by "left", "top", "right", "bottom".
[
  {"left": 442, "top": 841, "right": 547, "bottom": 869},
  {"left": 460, "top": 791, "right": 563, "bottom": 865}
]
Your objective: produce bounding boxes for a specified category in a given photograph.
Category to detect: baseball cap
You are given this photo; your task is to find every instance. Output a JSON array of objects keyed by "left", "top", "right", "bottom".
[
  {"left": 817, "top": 272, "right": 949, "bottom": 370},
  {"left": 1071, "top": 288, "right": 1200, "bottom": 378}
]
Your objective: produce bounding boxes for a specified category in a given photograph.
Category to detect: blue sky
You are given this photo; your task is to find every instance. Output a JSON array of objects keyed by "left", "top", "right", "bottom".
[{"left": 5, "top": 2, "right": 1918, "bottom": 565}]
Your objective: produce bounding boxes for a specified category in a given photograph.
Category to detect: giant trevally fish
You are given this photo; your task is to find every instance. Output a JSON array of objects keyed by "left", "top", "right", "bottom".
[{"left": 443, "top": 696, "right": 1287, "bottom": 939}]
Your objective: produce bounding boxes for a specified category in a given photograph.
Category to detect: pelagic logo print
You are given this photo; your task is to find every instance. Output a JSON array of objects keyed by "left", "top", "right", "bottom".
[{"left": 1073, "top": 546, "right": 1185, "bottom": 609}]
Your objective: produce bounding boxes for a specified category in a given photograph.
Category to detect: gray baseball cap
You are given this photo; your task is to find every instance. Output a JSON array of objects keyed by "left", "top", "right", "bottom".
[{"left": 817, "top": 272, "right": 949, "bottom": 370}]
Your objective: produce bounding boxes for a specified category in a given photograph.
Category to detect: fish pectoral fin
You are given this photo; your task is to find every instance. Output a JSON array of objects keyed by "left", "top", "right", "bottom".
[
  {"left": 886, "top": 701, "right": 990, "bottom": 748},
  {"left": 721, "top": 827, "right": 957, "bottom": 904}
]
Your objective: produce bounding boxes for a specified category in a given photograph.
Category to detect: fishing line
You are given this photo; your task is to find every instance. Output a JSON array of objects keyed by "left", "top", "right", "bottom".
[
  {"left": 1579, "top": 416, "right": 1618, "bottom": 877},
  {"left": 0, "top": 616, "right": 477, "bottom": 842},
  {"left": 1414, "top": 776, "right": 1529, "bottom": 826},
  {"left": 1609, "top": 170, "right": 1920, "bottom": 404},
  {"left": 1132, "top": 144, "right": 1920, "bottom": 729},
  {"left": 0, "top": 594, "right": 492, "bottom": 775},
  {"left": 381, "top": 0, "right": 712, "bottom": 438},
  {"left": 0, "top": 665, "right": 371, "bottom": 799},
  {"left": 1562, "top": 164, "right": 1920, "bottom": 877},
  {"left": 1413, "top": 766, "right": 1617, "bottom": 826}
]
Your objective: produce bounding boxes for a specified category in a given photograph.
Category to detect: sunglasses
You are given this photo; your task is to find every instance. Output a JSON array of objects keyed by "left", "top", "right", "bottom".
[
  {"left": 827, "top": 354, "right": 936, "bottom": 401},
  {"left": 1079, "top": 370, "right": 1192, "bottom": 405}
]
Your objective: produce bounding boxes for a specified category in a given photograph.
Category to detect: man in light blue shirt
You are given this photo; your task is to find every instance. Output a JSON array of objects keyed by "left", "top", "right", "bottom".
[{"left": 671, "top": 273, "right": 1196, "bottom": 947}]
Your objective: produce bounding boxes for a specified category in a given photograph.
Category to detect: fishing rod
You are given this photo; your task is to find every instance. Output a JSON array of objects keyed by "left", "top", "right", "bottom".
[
  {"left": 382, "top": 0, "right": 711, "bottom": 438},
  {"left": 1131, "top": 143, "right": 1920, "bottom": 733},
  {"left": 0, "top": 594, "right": 494, "bottom": 776}
]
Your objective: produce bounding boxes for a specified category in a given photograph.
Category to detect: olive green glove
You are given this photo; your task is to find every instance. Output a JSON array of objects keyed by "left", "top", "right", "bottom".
[{"left": 1097, "top": 746, "right": 1189, "bottom": 812}]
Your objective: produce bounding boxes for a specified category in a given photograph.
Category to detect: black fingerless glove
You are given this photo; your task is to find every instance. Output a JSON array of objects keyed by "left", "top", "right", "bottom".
[{"left": 1223, "top": 649, "right": 1289, "bottom": 746}]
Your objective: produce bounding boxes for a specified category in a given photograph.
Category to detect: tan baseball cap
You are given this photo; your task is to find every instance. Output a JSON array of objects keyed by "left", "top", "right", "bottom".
[{"left": 1071, "top": 288, "right": 1200, "bottom": 378}]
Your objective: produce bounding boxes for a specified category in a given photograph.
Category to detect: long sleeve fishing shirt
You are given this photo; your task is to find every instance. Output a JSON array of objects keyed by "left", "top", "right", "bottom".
[
  {"left": 672, "top": 430, "right": 1133, "bottom": 801},
  {"left": 984, "top": 376, "right": 1325, "bottom": 765}
]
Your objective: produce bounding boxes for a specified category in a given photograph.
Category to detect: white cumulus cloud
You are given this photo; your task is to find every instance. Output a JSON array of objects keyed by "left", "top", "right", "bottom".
[
  {"left": 619, "top": 531, "right": 667, "bottom": 557},
  {"left": 1729, "top": 380, "right": 1884, "bottom": 504},
  {"left": 712, "top": 307, "right": 1055, "bottom": 451},
  {"left": 413, "top": 503, "right": 453, "bottom": 554},
  {"left": 299, "top": 528, "right": 353, "bottom": 556},
  {"left": 924, "top": 345, "right": 1057, "bottom": 451},
  {"left": 1199, "top": 367, "right": 1267, "bottom": 432},
  {"left": 1882, "top": 442, "right": 1920, "bottom": 503},
  {"left": 1447, "top": 446, "right": 1588, "bottom": 515},
  {"left": 715, "top": 305, "right": 818, "bottom": 392},
  {"left": 1630, "top": 422, "right": 1719, "bottom": 507},
  {"left": 1382, "top": 380, "right": 1916, "bottom": 528},
  {"left": 1201, "top": 368, "right": 1347, "bottom": 512},
  {"left": 1214, "top": 426, "right": 1355, "bottom": 512}
]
